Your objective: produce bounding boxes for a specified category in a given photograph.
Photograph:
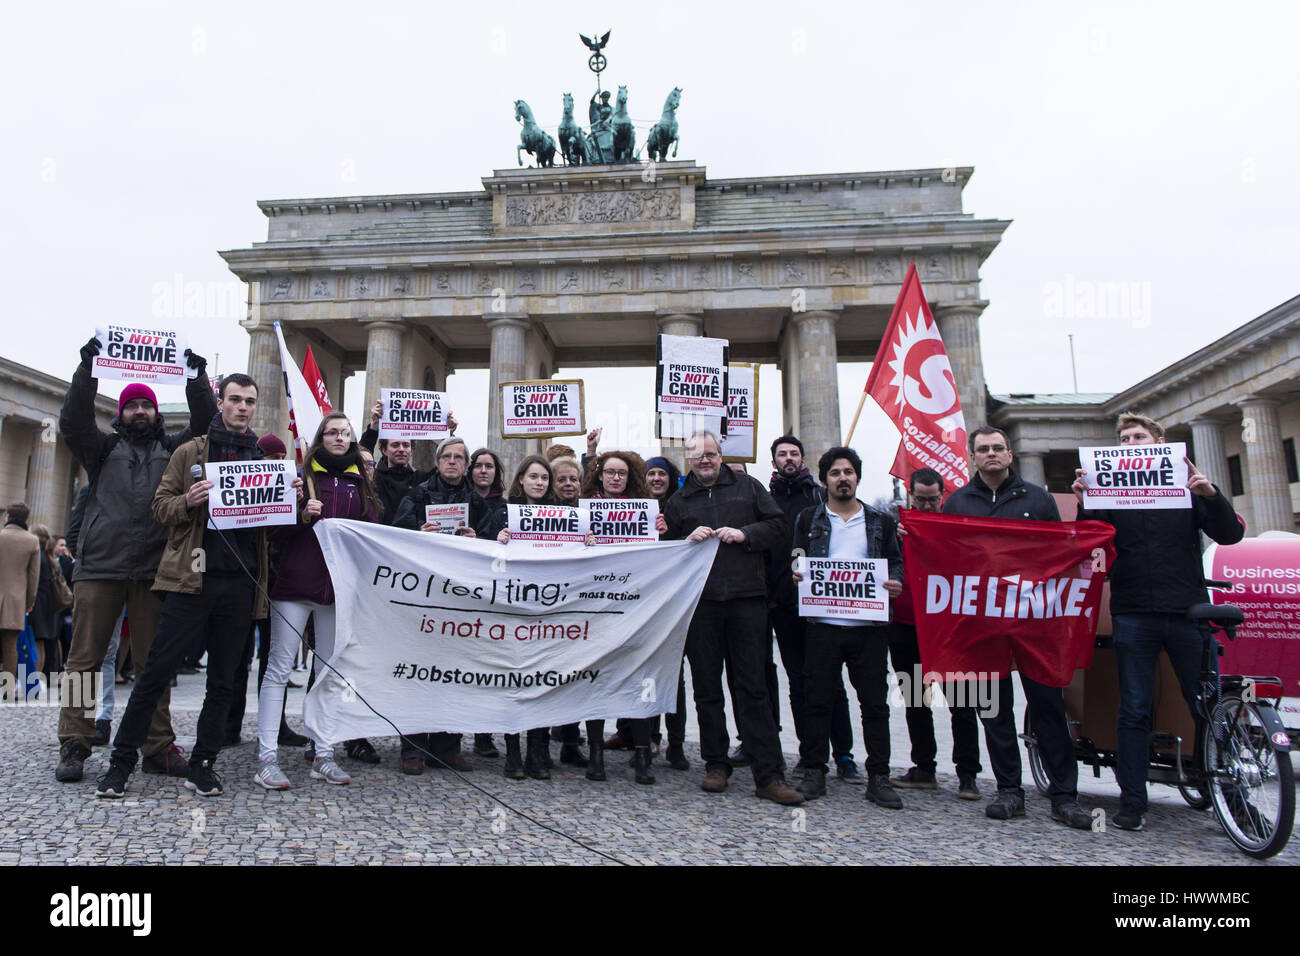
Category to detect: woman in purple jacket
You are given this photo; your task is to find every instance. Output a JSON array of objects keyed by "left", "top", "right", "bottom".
[{"left": 255, "top": 413, "right": 379, "bottom": 790}]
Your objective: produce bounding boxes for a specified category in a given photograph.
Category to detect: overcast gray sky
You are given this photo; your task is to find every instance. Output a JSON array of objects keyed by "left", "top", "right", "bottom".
[{"left": 4, "top": 1, "right": 1297, "bottom": 496}]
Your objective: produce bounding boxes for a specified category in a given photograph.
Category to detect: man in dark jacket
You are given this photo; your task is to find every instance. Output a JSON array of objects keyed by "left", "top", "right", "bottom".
[
  {"left": 1073, "top": 411, "right": 1244, "bottom": 832},
  {"left": 663, "top": 430, "right": 804, "bottom": 806},
  {"left": 789, "top": 447, "right": 904, "bottom": 806},
  {"left": 941, "top": 425, "right": 1093, "bottom": 829},
  {"left": 54, "top": 336, "right": 215, "bottom": 784},
  {"left": 391, "top": 436, "right": 489, "bottom": 772},
  {"left": 766, "top": 434, "right": 859, "bottom": 782}
]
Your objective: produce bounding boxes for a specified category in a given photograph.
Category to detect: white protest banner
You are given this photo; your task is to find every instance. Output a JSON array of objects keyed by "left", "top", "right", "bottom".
[
  {"left": 425, "top": 503, "right": 469, "bottom": 534},
  {"left": 507, "top": 504, "right": 588, "bottom": 548},
  {"left": 501, "top": 380, "right": 585, "bottom": 438},
  {"left": 656, "top": 333, "right": 729, "bottom": 440},
  {"left": 797, "top": 557, "right": 890, "bottom": 622},
  {"left": 719, "top": 363, "right": 758, "bottom": 463},
  {"left": 378, "top": 388, "right": 450, "bottom": 440},
  {"left": 582, "top": 498, "right": 659, "bottom": 544},
  {"left": 1079, "top": 442, "right": 1192, "bottom": 510},
  {"left": 305, "top": 521, "right": 719, "bottom": 736},
  {"left": 92, "top": 324, "right": 194, "bottom": 385},
  {"left": 204, "top": 460, "right": 296, "bottom": 530}
]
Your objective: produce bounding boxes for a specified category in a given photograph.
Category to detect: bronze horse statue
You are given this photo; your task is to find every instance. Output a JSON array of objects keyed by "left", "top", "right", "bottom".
[
  {"left": 645, "top": 87, "right": 681, "bottom": 162},
  {"left": 515, "top": 99, "right": 556, "bottom": 168},
  {"left": 612, "top": 85, "right": 636, "bottom": 164},
  {"left": 558, "top": 93, "right": 589, "bottom": 166}
]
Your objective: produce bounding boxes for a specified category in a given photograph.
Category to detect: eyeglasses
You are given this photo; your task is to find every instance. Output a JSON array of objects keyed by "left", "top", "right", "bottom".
[
  {"left": 912, "top": 494, "right": 942, "bottom": 505},
  {"left": 602, "top": 468, "right": 628, "bottom": 478},
  {"left": 323, "top": 429, "right": 352, "bottom": 440},
  {"left": 362, "top": 460, "right": 376, "bottom": 469},
  {"left": 438, "top": 453, "right": 466, "bottom": 462},
  {"left": 974, "top": 445, "right": 1007, "bottom": 454},
  {"left": 689, "top": 452, "right": 720, "bottom": 461}
]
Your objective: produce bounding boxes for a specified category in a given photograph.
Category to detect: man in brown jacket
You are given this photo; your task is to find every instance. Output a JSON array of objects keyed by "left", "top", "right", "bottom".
[
  {"left": 0, "top": 503, "right": 40, "bottom": 702},
  {"left": 96, "top": 374, "right": 280, "bottom": 800}
]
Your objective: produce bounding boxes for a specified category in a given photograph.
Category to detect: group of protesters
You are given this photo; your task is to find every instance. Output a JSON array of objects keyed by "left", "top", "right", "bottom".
[{"left": 32, "top": 335, "right": 1243, "bottom": 832}]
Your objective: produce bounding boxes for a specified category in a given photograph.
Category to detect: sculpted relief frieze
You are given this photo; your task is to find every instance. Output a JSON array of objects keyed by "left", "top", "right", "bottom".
[{"left": 505, "top": 188, "right": 681, "bottom": 227}]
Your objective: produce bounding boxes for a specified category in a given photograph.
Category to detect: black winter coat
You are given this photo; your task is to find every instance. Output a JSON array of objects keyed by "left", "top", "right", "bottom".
[
  {"left": 391, "top": 471, "right": 494, "bottom": 536},
  {"left": 1080, "top": 486, "right": 1243, "bottom": 615},
  {"left": 767, "top": 470, "right": 824, "bottom": 607},
  {"left": 941, "top": 467, "right": 1061, "bottom": 523},
  {"left": 663, "top": 465, "right": 787, "bottom": 601},
  {"left": 58, "top": 362, "right": 216, "bottom": 581}
]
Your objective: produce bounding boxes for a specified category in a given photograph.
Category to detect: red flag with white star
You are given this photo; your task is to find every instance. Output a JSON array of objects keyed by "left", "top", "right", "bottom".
[{"left": 864, "top": 263, "right": 969, "bottom": 489}]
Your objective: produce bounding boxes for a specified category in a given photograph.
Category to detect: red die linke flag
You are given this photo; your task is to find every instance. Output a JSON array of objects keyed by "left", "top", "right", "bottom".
[
  {"left": 903, "top": 510, "right": 1116, "bottom": 687},
  {"left": 864, "top": 263, "right": 969, "bottom": 489}
]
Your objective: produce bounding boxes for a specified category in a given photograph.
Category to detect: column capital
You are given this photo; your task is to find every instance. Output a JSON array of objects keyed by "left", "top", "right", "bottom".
[
  {"left": 656, "top": 311, "right": 704, "bottom": 334},
  {"left": 790, "top": 305, "right": 842, "bottom": 326},
  {"left": 933, "top": 300, "right": 989, "bottom": 319},
  {"left": 1188, "top": 414, "right": 1228, "bottom": 425},
  {"left": 484, "top": 314, "right": 530, "bottom": 331},
  {"left": 360, "top": 317, "right": 406, "bottom": 331},
  {"left": 1236, "top": 394, "right": 1281, "bottom": 409}
]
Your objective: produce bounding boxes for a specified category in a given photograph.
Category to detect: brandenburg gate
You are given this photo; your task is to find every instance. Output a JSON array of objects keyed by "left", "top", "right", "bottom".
[{"left": 221, "top": 159, "right": 1008, "bottom": 471}]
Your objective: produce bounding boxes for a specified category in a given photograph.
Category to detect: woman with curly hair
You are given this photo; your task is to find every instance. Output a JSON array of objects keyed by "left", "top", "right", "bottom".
[{"left": 579, "top": 450, "right": 657, "bottom": 785}]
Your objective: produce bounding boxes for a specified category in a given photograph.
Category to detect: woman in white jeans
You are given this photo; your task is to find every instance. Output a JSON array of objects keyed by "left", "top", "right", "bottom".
[{"left": 255, "top": 413, "right": 379, "bottom": 789}]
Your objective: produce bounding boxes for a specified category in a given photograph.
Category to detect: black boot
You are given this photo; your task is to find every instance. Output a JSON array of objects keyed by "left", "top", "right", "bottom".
[
  {"left": 503, "top": 734, "right": 525, "bottom": 780},
  {"left": 559, "top": 743, "right": 588, "bottom": 767},
  {"left": 524, "top": 731, "right": 551, "bottom": 780},
  {"left": 665, "top": 743, "right": 690, "bottom": 771},
  {"left": 585, "top": 738, "right": 606, "bottom": 781},
  {"left": 633, "top": 746, "right": 656, "bottom": 785}
]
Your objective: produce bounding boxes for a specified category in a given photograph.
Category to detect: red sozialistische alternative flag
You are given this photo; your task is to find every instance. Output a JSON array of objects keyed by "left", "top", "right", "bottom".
[
  {"left": 274, "top": 322, "right": 325, "bottom": 465},
  {"left": 301, "top": 345, "right": 333, "bottom": 415},
  {"left": 903, "top": 510, "right": 1116, "bottom": 687},
  {"left": 864, "top": 263, "right": 970, "bottom": 489}
]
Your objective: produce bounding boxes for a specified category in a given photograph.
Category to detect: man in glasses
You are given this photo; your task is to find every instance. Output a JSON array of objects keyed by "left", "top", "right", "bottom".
[
  {"left": 941, "top": 426, "right": 1093, "bottom": 829},
  {"left": 663, "top": 431, "right": 805, "bottom": 806}
]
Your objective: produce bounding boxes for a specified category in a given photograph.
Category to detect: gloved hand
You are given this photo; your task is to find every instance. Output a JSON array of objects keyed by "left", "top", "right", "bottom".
[
  {"left": 184, "top": 349, "right": 207, "bottom": 373},
  {"left": 80, "top": 337, "right": 102, "bottom": 367}
]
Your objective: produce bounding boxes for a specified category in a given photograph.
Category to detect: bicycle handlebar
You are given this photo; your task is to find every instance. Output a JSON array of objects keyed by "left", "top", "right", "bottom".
[{"left": 1205, "top": 579, "right": 1233, "bottom": 590}]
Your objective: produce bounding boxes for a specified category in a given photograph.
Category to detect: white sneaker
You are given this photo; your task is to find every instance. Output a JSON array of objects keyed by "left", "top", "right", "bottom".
[
  {"left": 310, "top": 756, "right": 351, "bottom": 785},
  {"left": 255, "top": 760, "right": 291, "bottom": 790}
]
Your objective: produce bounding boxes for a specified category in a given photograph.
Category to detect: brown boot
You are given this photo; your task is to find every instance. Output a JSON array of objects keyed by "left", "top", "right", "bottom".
[
  {"left": 755, "top": 778, "right": 806, "bottom": 806},
  {"left": 701, "top": 768, "right": 728, "bottom": 792}
]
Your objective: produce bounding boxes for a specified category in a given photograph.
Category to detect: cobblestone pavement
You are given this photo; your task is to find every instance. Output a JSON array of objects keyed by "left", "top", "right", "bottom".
[{"left": 3, "top": 668, "right": 1295, "bottom": 866}]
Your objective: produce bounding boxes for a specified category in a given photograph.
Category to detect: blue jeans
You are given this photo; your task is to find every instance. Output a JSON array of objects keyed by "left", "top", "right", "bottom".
[{"left": 1113, "top": 613, "right": 1208, "bottom": 811}]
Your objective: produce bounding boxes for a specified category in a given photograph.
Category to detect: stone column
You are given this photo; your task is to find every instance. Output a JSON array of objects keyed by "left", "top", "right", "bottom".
[
  {"left": 778, "top": 320, "right": 799, "bottom": 438},
  {"left": 934, "top": 303, "right": 989, "bottom": 430},
  {"left": 1236, "top": 396, "right": 1294, "bottom": 533},
  {"left": 792, "top": 309, "right": 841, "bottom": 464},
  {"left": 362, "top": 318, "right": 406, "bottom": 425},
  {"left": 27, "top": 428, "right": 57, "bottom": 527},
  {"left": 245, "top": 325, "right": 283, "bottom": 441},
  {"left": 486, "top": 316, "right": 529, "bottom": 479},
  {"left": 1016, "top": 451, "right": 1047, "bottom": 490},
  {"left": 656, "top": 312, "right": 704, "bottom": 470},
  {"left": 1189, "top": 417, "right": 1229, "bottom": 493}
]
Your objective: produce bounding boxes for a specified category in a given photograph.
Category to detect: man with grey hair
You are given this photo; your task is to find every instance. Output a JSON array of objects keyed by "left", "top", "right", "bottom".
[
  {"left": 392, "top": 435, "right": 495, "bottom": 772},
  {"left": 663, "top": 431, "right": 804, "bottom": 805}
]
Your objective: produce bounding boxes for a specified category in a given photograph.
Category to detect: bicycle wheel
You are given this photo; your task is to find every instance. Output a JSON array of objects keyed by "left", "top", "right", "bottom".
[
  {"left": 1202, "top": 694, "right": 1295, "bottom": 858},
  {"left": 1023, "top": 710, "right": 1051, "bottom": 797}
]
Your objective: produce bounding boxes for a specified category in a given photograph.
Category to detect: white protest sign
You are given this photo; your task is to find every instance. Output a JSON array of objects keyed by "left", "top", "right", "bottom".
[
  {"left": 92, "top": 324, "right": 195, "bottom": 385},
  {"left": 425, "top": 503, "right": 470, "bottom": 534},
  {"left": 507, "top": 504, "right": 589, "bottom": 548},
  {"left": 719, "top": 363, "right": 758, "bottom": 463},
  {"left": 582, "top": 498, "right": 659, "bottom": 544},
  {"left": 501, "top": 380, "right": 585, "bottom": 438},
  {"left": 1079, "top": 441, "right": 1192, "bottom": 509},
  {"left": 798, "top": 557, "right": 890, "bottom": 622},
  {"left": 204, "top": 460, "right": 296, "bottom": 530},
  {"left": 378, "top": 388, "right": 450, "bottom": 440},
  {"left": 306, "top": 522, "right": 719, "bottom": 735},
  {"left": 656, "top": 333, "right": 729, "bottom": 440}
]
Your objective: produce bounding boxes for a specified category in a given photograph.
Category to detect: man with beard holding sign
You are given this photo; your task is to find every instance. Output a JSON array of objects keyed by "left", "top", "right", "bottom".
[
  {"left": 940, "top": 426, "right": 1093, "bottom": 829},
  {"left": 790, "top": 447, "right": 903, "bottom": 806}
]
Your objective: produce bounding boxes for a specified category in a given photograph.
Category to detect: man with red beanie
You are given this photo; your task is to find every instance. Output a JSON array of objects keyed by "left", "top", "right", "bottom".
[{"left": 54, "top": 336, "right": 216, "bottom": 784}]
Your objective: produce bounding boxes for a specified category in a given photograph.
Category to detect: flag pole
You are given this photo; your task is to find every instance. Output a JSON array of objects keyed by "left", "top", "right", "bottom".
[{"left": 844, "top": 390, "right": 869, "bottom": 445}]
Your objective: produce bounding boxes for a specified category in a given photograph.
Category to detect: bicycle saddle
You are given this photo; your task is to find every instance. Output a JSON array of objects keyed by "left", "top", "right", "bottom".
[{"left": 1187, "top": 603, "right": 1244, "bottom": 627}]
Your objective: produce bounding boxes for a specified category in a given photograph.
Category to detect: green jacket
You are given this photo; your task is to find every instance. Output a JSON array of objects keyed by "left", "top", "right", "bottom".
[{"left": 151, "top": 436, "right": 269, "bottom": 619}]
